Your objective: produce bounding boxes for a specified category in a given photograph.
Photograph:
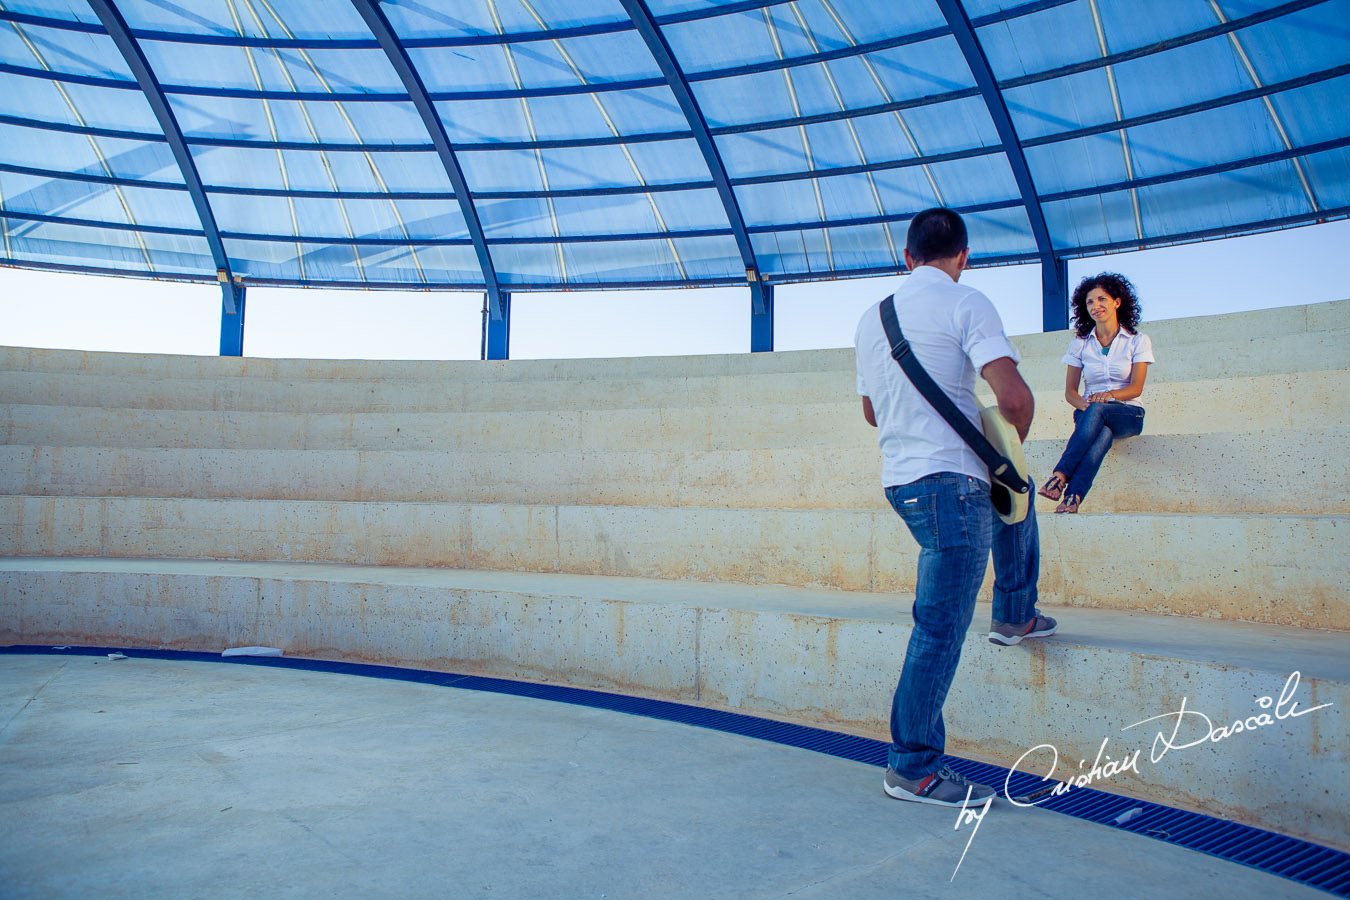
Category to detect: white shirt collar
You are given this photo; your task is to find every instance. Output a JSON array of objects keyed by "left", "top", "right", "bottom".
[{"left": 905, "top": 265, "right": 957, "bottom": 287}]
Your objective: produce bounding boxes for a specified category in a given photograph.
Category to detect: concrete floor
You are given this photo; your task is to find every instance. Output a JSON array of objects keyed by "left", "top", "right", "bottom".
[{"left": 0, "top": 654, "right": 1324, "bottom": 899}]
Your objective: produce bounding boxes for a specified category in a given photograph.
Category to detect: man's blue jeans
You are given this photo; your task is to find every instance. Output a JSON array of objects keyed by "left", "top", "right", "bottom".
[
  {"left": 1054, "top": 402, "right": 1145, "bottom": 499},
  {"left": 883, "top": 473, "right": 1040, "bottom": 779}
]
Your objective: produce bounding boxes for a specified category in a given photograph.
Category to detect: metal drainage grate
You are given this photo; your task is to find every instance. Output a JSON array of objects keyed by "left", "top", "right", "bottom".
[{"left": 5, "top": 645, "right": 1346, "bottom": 897}]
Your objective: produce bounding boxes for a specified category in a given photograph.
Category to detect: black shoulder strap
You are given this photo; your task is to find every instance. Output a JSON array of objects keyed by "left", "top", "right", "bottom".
[{"left": 879, "top": 295, "right": 1029, "bottom": 494}]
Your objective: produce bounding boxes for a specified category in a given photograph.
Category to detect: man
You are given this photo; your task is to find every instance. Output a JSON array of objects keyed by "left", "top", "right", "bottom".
[{"left": 854, "top": 208, "right": 1057, "bottom": 807}]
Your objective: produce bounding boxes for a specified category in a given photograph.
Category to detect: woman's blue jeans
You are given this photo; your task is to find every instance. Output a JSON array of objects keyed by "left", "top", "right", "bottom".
[
  {"left": 1053, "top": 402, "right": 1145, "bottom": 499},
  {"left": 884, "top": 472, "right": 1040, "bottom": 779}
]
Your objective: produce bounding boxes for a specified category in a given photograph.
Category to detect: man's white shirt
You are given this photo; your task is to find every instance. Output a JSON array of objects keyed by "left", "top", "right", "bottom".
[{"left": 854, "top": 265, "right": 1020, "bottom": 488}]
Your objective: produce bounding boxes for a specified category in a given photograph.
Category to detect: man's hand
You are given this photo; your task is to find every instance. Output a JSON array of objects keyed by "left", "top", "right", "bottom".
[
  {"left": 981, "top": 357, "right": 1033, "bottom": 442},
  {"left": 861, "top": 396, "right": 877, "bottom": 427}
]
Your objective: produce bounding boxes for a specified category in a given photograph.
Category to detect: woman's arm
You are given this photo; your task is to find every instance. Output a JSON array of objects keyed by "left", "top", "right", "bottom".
[
  {"left": 1087, "top": 362, "right": 1149, "bottom": 403},
  {"left": 1064, "top": 365, "right": 1088, "bottom": 411}
]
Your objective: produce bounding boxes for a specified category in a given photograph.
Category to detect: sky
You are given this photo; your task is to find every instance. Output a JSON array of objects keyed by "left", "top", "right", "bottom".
[{"left": 1, "top": 218, "right": 1347, "bottom": 361}]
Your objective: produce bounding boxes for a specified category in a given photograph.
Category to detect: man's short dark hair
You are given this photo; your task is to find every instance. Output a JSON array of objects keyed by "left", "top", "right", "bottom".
[{"left": 906, "top": 208, "right": 968, "bottom": 264}]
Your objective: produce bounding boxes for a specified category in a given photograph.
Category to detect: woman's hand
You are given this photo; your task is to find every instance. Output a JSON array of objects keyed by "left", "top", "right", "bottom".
[{"left": 1092, "top": 364, "right": 1150, "bottom": 404}]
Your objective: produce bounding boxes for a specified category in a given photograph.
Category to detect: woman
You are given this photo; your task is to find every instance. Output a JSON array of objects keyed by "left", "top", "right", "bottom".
[{"left": 1039, "top": 273, "right": 1154, "bottom": 513}]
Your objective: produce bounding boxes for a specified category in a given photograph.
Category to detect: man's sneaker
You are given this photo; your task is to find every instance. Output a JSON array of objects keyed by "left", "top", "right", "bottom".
[
  {"left": 989, "top": 614, "right": 1058, "bottom": 646},
  {"left": 883, "top": 765, "right": 996, "bottom": 808}
]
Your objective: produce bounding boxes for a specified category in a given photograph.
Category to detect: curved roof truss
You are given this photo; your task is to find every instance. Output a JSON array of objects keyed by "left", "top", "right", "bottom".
[
  {"left": 350, "top": 0, "right": 503, "bottom": 320},
  {"left": 84, "top": 0, "right": 241, "bottom": 312},
  {"left": 618, "top": 0, "right": 763, "bottom": 308},
  {"left": 0, "top": 0, "right": 1341, "bottom": 331},
  {"left": 936, "top": 0, "right": 1058, "bottom": 293}
]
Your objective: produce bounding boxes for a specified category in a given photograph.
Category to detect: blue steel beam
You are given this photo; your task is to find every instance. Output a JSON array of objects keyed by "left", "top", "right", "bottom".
[
  {"left": 0, "top": 0, "right": 1063, "bottom": 56},
  {"left": 1046, "top": 205, "right": 1350, "bottom": 255},
  {"left": 12, "top": 0, "right": 1319, "bottom": 135},
  {"left": 0, "top": 21, "right": 999, "bottom": 104},
  {"left": 1, "top": 0, "right": 1070, "bottom": 52},
  {"left": 4, "top": 202, "right": 1022, "bottom": 244},
  {"left": 10, "top": 103, "right": 1347, "bottom": 245},
  {"left": 1002, "top": 0, "right": 1329, "bottom": 89},
  {"left": 84, "top": 0, "right": 243, "bottom": 318},
  {"left": 205, "top": 131, "right": 1350, "bottom": 198},
  {"left": 617, "top": 0, "right": 765, "bottom": 312},
  {"left": 1021, "top": 63, "right": 1350, "bottom": 146},
  {"left": 15, "top": 122, "right": 1347, "bottom": 246},
  {"left": 10, "top": 114, "right": 1301, "bottom": 200},
  {"left": 220, "top": 284, "right": 246, "bottom": 356},
  {"left": 486, "top": 293, "right": 511, "bottom": 361},
  {"left": 0, "top": 11, "right": 632, "bottom": 47},
  {"left": 349, "top": 0, "right": 504, "bottom": 322},
  {"left": 741, "top": 61, "right": 1347, "bottom": 144},
  {"left": 10, "top": 61, "right": 1344, "bottom": 156},
  {"left": 0, "top": 60, "right": 664, "bottom": 102},
  {"left": 0, "top": 1, "right": 799, "bottom": 48},
  {"left": 8, "top": 197, "right": 1348, "bottom": 291},
  {"left": 0, "top": 196, "right": 985, "bottom": 244},
  {"left": 935, "top": 0, "right": 1062, "bottom": 319},
  {"left": 1042, "top": 256, "right": 1067, "bottom": 332},
  {"left": 750, "top": 283, "right": 774, "bottom": 353},
  {"left": 12, "top": 3, "right": 1087, "bottom": 125}
]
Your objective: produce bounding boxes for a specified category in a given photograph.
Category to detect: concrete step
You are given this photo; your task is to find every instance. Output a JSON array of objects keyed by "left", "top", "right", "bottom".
[
  {"left": 3, "top": 368, "right": 1343, "bottom": 452},
  {"left": 2, "top": 329, "right": 1345, "bottom": 415},
  {"left": 2, "top": 555, "right": 1345, "bottom": 851},
  {"left": 1023, "top": 429, "right": 1348, "bottom": 514},
  {"left": 0, "top": 402, "right": 872, "bottom": 452},
  {"left": 985, "top": 370, "right": 1342, "bottom": 440},
  {"left": 1004, "top": 328, "right": 1350, "bottom": 390},
  {"left": 0, "top": 342, "right": 856, "bottom": 382},
  {"left": 1013, "top": 296, "right": 1349, "bottom": 358},
  {"left": 2, "top": 298, "right": 1344, "bottom": 382},
  {"left": 2, "top": 428, "right": 1345, "bottom": 516},
  {"left": 0, "top": 495, "right": 1343, "bottom": 629},
  {"left": 0, "top": 368, "right": 864, "bottom": 413}
]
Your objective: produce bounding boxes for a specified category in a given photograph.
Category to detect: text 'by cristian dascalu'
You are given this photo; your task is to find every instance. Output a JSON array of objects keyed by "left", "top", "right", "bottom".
[{"left": 949, "top": 671, "right": 1334, "bottom": 881}]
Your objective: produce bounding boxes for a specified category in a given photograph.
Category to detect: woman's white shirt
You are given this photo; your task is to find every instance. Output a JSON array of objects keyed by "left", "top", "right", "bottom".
[{"left": 1063, "top": 328, "right": 1155, "bottom": 406}]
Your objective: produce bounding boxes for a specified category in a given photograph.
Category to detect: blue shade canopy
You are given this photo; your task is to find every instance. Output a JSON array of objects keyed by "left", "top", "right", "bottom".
[{"left": 0, "top": 0, "right": 1347, "bottom": 293}]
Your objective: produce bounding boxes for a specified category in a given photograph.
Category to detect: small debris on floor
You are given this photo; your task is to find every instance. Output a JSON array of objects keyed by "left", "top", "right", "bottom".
[{"left": 222, "top": 646, "right": 283, "bottom": 657}]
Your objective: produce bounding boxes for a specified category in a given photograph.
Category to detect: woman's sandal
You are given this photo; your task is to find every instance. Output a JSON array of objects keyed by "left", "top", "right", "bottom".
[
  {"left": 1055, "top": 493, "right": 1082, "bottom": 514},
  {"left": 1038, "top": 473, "right": 1067, "bottom": 501}
]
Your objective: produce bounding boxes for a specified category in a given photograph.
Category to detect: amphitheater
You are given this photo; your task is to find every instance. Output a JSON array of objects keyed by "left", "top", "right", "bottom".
[
  {"left": 4, "top": 0, "right": 1350, "bottom": 890},
  {"left": 2, "top": 296, "right": 1346, "bottom": 896}
]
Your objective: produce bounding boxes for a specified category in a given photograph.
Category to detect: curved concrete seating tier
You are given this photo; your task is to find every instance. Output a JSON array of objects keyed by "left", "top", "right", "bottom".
[
  {"left": 0, "top": 497, "right": 1342, "bottom": 628},
  {"left": 2, "top": 299, "right": 1347, "bottom": 851}
]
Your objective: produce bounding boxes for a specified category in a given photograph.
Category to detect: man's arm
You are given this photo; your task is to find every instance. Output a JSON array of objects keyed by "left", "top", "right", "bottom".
[
  {"left": 981, "top": 357, "right": 1034, "bottom": 441},
  {"left": 861, "top": 396, "right": 877, "bottom": 427}
]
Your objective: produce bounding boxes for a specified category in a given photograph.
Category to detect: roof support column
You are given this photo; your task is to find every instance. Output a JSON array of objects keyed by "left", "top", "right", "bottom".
[
  {"left": 1042, "top": 254, "right": 1068, "bottom": 332},
  {"left": 219, "top": 281, "right": 246, "bottom": 357},
  {"left": 750, "top": 281, "right": 773, "bottom": 352},
  {"left": 484, "top": 292, "right": 511, "bottom": 361}
]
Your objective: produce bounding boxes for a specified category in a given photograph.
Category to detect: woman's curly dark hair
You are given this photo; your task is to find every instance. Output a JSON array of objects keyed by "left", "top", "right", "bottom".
[{"left": 1070, "top": 272, "right": 1142, "bottom": 338}]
